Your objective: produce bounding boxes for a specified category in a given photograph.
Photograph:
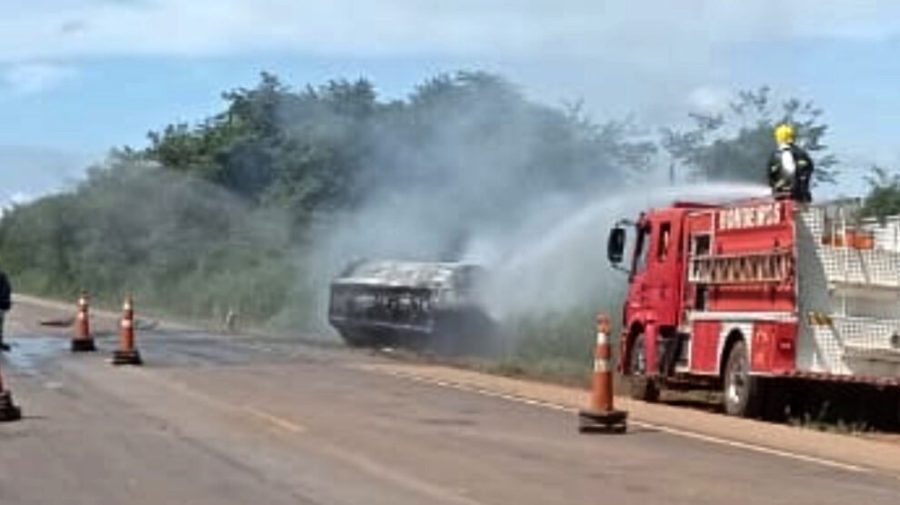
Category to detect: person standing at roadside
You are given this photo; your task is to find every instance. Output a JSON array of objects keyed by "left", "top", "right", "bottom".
[{"left": 0, "top": 270, "right": 11, "bottom": 352}]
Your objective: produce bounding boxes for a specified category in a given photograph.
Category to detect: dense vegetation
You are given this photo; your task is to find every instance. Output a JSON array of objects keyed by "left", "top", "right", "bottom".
[
  {"left": 861, "top": 166, "right": 900, "bottom": 219},
  {"left": 0, "top": 71, "right": 661, "bottom": 330},
  {"left": 2, "top": 70, "right": 895, "bottom": 374}
]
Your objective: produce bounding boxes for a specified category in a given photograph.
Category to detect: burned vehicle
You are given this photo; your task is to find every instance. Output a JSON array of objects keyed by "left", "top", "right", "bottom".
[{"left": 328, "top": 260, "right": 494, "bottom": 351}]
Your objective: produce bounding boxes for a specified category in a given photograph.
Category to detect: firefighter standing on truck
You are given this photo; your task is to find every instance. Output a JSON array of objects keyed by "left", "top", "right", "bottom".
[{"left": 767, "top": 123, "right": 814, "bottom": 202}]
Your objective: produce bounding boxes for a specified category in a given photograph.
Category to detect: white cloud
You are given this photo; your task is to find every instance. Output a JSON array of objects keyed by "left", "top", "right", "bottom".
[
  {"left": 0, "top": 1, "right": 896, "bottom": 152},
  {"left": 0, "top": 1, "right": 898, "bottom": 65},
  {"left": 0, "top": 146, "right": 91, "bottom": 191},
  {"left": 0, "top": 1, "right": 895, "bottom": 114},
  {"left": 687, "top": 86, "right": 732, "bottom": 115},
  {"left": 2, "top": 62, "right": 76, "bottom": 95},
  {"left": 8, "top": 191, "right": 35, "bottom": 205}
]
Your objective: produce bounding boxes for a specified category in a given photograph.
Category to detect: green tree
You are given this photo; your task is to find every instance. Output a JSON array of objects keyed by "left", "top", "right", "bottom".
[
  {"left": 662, "top": 86, "right": 838, "bottom": 185},
  {"left": 860, "top": 166, "right": 900, "bottom": 220}
]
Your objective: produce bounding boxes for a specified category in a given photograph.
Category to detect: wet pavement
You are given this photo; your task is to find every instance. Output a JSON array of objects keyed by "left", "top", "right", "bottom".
[{"left": 1, "top": 298, "right": 900, "bottom": 505}]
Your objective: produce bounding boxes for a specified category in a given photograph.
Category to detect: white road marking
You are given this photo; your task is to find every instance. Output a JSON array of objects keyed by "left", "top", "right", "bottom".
[
  {"left": 131, "top": 370, "right": 308, "bottom": 436},
  {"left": 631, "top": 421, "right": 867, "bottom": 473},
  {"left": 243, "top": 407, "right": 307, "bottom": 434},
  {"left": 368, "top": 368, "right": 870, "bottom": 474},
  {"left": 43, "top": 381, "right": 64, "bottom": 390}
]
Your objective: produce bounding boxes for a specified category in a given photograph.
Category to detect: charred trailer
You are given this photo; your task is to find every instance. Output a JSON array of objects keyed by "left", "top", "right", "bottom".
[{"left": 328, "top": 260, "right": 494, "bottom": 352}]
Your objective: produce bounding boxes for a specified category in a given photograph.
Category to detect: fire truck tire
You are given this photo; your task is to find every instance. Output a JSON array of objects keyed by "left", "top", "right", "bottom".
[
  {"left": 723, "top": 340, "right": 763, "bottom": 418},
  {"left": 628, "top": 334, "right": 660, "bottom": 403}
]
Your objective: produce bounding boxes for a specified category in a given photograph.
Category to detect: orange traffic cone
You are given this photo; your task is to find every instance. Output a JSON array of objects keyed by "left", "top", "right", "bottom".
[
  {"left": 578, "top": 313, "right": 628, "bottom": 433},
  {"left": 112, "top": 296, "right": 142, "bottom": 366},
  {"left": 71, "top": 291, "right": 96, "bottom": 352},
  {"left": 0, "top": 362, "right": 21, "bottom": 422}
]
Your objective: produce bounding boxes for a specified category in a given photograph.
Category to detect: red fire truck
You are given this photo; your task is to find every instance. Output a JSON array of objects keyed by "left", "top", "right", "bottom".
[{"left": 607, "top": 197, "right": 900, "bottom": 417}]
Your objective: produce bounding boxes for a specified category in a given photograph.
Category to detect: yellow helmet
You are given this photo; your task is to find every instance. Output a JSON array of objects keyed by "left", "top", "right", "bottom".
[{"left": 774, "top": 123, "right": 795, "bottom": 144}]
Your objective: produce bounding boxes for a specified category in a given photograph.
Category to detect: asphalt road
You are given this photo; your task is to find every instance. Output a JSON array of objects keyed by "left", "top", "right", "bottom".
[{"left": 1, "top": 299, "right": 899, "bottom": 505}]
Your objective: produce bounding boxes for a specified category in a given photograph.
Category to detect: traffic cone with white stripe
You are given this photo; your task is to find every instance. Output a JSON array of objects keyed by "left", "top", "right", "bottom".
[
  {"left": 579, "top": 313, "right": 628, "bottom": 433},
  {"left": 71, "top": 291, "right": 96, "bottom": 352},
  {"left": 112, "top": 296, "right": 142, "bottom": 366},
  {"left": 0, "top": 361, "right": 21, "bottom": 422}
]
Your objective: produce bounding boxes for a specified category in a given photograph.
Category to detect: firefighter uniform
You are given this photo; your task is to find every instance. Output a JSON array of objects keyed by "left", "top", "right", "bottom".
[{"left": 767, "top": 124, "right": 814, "bottom": 202}]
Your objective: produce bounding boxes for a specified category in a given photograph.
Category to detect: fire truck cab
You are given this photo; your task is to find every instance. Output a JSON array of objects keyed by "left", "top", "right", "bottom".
[{"left": 608, "top": 197, "right": 900, "bottom": 418}]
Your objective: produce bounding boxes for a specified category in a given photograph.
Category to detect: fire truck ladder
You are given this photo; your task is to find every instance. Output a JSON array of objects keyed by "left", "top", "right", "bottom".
[{"left": 689, "top": 250, "right": 793, "bottom": 285}]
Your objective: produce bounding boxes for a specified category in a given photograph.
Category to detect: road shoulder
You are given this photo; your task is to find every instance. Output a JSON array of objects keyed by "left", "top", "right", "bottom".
[{"left": 354, "top": 362, "right": 900, "bottom": 477}]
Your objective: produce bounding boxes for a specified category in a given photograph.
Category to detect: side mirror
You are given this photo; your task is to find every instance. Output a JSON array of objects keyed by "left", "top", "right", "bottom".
[{"left": 607, "top": 227, "right": 626, "bottom": 264}]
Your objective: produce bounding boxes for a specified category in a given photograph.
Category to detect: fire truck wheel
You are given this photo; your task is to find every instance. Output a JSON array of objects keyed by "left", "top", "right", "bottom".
[
  {"left": 628, "top": 334, "right": 660, "bottom": 403},
  {"left": 723, "top": 340, "right": 763, "bottom": 418}
]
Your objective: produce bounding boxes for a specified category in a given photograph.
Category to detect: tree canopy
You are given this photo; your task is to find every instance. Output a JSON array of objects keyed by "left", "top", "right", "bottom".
[
  {"left": 861, "top": 166, "right": 900, "bottom": 220},
  {"left": 662, "top": 86, "right": 838, "bottom": 185}
]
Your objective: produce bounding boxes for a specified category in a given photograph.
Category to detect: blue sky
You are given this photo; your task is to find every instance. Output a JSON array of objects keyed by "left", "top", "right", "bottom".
[{"left": 3, "top": 0, "right": 900, "bottom": 204}]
